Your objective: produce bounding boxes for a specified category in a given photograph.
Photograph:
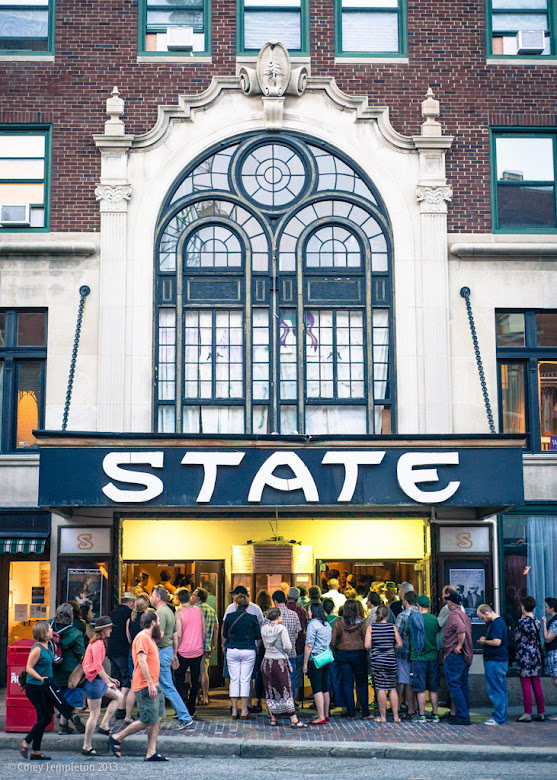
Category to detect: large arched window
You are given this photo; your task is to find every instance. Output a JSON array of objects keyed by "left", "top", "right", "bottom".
[{"left": 154, "top": 133, "right": 394, "bottom": 435}]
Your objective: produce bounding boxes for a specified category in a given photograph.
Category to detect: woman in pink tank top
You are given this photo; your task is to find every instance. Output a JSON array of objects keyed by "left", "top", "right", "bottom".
[{"left": 174, "top": 589, "right": 206, "bottom": 716}]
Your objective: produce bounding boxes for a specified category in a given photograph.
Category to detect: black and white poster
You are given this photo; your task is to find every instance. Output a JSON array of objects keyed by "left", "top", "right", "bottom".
[{"left": 449, "top": 567, "right": 486, "bottom": 623}]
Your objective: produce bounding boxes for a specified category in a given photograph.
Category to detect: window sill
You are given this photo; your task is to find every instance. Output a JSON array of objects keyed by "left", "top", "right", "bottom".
[
  {"left": 486, "top": 57, "right": 557, "bottom": 65},
  {"left": 0, "top": 54, "right": 54, "bottom": 62},
  {"left": 523, "top": 453, "right": 557, "bottom": 465},
  {"left": 334, "top": 56, "right": 409, "bottom": 65},
  {"left": 0, "top": 240, "right": 97, "bottom": 257},
  {"left": 137, "top": 54, "right": 212, "bottom": 64}
]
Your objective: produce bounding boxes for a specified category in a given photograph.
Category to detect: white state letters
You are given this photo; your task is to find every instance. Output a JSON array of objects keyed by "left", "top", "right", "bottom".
[
  {"left": 248, "top": 451, "right": 319, "bottom": 502},
  {"left": 396, "top": 452, "right": 460, "bottom": 503},
  {"left": 321, "top": 451, "right": 386, "bottom": 501},
  {"left": 102, "top": 452, "right": 164, "bottom": 502},
  {"left": 181, "top": 452, "right": 245, "bottom": 502}
]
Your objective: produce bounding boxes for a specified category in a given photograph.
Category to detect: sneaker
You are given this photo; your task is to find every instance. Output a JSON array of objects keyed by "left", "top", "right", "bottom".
[
  {"left": 174, "top": 719, "right": 195, "bottom": 730},
  {"left": 451, "top": 716, "right": 471, "bottom": 725},
  {"left": 412, "top": 714, "right": 427, "bottom": 723},
  {"left": 484, "top": 718, "right": 500, "bottom": 725},
  {"left": 58, "top": 726, "right": 73, "bottom": 735},
  {"left": 430, "top": 714, "right": 440, "bottom": 723},
  {"left": 71, "top": 714, "right": 85, "bottom": 734}
]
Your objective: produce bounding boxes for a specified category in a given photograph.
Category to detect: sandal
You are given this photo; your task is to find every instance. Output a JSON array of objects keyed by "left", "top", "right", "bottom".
[
  {"left": 97, "top": 726, "right": 112, "bottom": 736},
  {"left": 30, "top": 753, "right": 51, "bottom": 760},
  {"left": 145, "top": 753, "right": 169, "bottom": 762},
  {"left": 108, "top": 735, "right": 121, "bottom": 758},
  {"left": 374, "top": 717, "right": 386, "bottom": 723},
  {"left": 269, "top": 719, "right": 278, "bottom": 726},
  {"left": 19, "top": 740, "right": 29, "bottom": 759},
  {"left": 291, "top": 720, "right": 308, "bottom": 729},
  {"left": 81, "top": 748, "right": 98, "bottom": 756}
]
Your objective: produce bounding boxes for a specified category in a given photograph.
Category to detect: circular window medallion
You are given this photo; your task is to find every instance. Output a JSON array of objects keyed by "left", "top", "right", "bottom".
[{"left": 240, "top": 143, "right": 307, "bottom": 209}]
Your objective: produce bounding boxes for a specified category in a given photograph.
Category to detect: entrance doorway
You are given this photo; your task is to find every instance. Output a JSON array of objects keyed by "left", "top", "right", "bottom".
[{"left": 122, "top": 559, "right": 225, "bottom": 685}]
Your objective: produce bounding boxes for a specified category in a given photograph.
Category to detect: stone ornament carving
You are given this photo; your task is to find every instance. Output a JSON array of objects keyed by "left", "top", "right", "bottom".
[
  {"left": 95, "top": 184, "right": 132, "bottom": 213},
  {"left": 416, "top": 185, "right": 453, "bottom": 213},
  {"left": 239, "top": 42, "right": 309, "bottom": 130}
]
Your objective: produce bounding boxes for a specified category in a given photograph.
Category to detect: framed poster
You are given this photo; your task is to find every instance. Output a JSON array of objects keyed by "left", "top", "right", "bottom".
[
  {"left": 31, "top": 587, "right": 45, "bottom": 605},
  {"left": 67, "top": 568, "right": 103, "bottom": 620},
  {"left": 449, "top": 567, "right": 486, "bottom": 623}
]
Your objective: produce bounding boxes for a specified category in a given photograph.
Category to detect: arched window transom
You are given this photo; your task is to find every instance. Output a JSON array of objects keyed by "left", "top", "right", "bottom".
[{"left": 155, "top": 133, "right": 394, "bottom": 436}]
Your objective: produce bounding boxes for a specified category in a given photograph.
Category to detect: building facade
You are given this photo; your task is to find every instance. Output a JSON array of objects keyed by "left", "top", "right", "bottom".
[{"left": 0, "top": 0, "right": 556, "bottom": 689}]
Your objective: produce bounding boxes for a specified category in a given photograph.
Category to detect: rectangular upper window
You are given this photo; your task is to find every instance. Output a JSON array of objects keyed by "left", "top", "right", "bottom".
[
  {"left": 336, "top": 0, "right": 406, "bottom": 56},
  {"left": 0, "top": 309, "right": 47, "bottom": 452},
  {"left": 0, "top": 0, "right": 54, "bottom": 54},
  {"left": 488, "top": 0, "right": 554, "bottom": 56},
  {"left": 238, "top": 0, "right": 308, "bottom": 55},
  {"left": 492, "top": 132, "right": 557, "bottom": 231},
  {"left": 0, "top": 128, "right": 50, "bottom": 231},
  {"left": 496, "top": 309, "right": 557, "bottom": 451},
  {"left": 139, "top": 0, "right": 211, "bottom": 56}
]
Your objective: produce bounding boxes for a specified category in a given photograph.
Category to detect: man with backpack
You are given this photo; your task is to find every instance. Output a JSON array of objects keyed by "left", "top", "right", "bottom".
[
  {"left": 405, "top": 595, "right": 440, "bottom": 722},
  {"left": 395, "top": 590, "right": 419, "bottom": 717}
]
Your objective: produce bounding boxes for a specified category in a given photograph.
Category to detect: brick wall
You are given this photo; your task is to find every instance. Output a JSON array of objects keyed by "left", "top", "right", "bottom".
[{"left": 1, "top": 0, "right": 556, "bottom": 233}]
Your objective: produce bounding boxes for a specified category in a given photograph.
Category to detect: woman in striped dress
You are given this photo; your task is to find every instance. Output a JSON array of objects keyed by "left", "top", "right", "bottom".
[{"left": 365, "top": 605, "right": 402, "bottom": 722}]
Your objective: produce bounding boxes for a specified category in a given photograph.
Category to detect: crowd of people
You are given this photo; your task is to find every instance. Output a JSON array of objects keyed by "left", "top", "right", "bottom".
[{"left": 16, "top": 573, "right": 557, "bottom": 762}]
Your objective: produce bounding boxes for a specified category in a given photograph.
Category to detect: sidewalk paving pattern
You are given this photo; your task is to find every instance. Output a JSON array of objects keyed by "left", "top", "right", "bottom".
[{"left": 1, "top": 692, "right": 556, "bottom": 762}]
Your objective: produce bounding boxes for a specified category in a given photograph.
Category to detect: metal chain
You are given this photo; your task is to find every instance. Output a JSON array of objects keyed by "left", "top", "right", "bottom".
[
  {"left": 62, "top": 285, "right": 91, "bottom": 431},
  {"left": 460, "top": 286, "right": 496, "bottom": 434}
]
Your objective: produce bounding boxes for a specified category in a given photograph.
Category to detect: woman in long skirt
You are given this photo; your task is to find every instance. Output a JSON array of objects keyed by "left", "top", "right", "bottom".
[{"left": 261, "top": 608, "right": 307, "bottom": 728}]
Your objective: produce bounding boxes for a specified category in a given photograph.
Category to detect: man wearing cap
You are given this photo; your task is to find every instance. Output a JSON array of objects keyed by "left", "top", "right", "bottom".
[
  {"left": 107, "top": 592, "right": 136, "bottom": 722},
  {"left": 223, "top": 586, "right": 264, "bottom": 625},
  {"left": 443, "top": 592, "right": 473, "bottom": 725},
  {"left": 286, "top": 587, "right": 307, "bottom": 701},
  {"left": 404, "top": 595, "right": 440, "bottom": 722}
]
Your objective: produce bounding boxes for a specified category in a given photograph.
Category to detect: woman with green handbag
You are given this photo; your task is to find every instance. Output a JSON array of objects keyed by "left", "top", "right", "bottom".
[{"left": 303, "top": 602, "right": 333, "bottom": 725}]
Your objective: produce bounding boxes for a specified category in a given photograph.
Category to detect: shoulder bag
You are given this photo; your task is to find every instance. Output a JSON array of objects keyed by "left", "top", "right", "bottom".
[{"left": 313, "top": 646, "right": 334, "bottom": 669}]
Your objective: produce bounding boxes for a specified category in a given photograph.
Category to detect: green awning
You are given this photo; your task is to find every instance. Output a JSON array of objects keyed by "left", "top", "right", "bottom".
[{"left": 0, "top": 538, "right": 47, "bottom": 554}]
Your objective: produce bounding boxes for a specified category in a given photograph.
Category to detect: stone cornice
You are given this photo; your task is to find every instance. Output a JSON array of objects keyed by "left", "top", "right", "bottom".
[
  {"left": 450, "top": 242, "right": 557, "bottom": 261},
  {"left": 130, "top": 75, "right": 449, "bottom": 154},
  {"left": 0, "top": 241, "right": 97, "bottom": 257}
]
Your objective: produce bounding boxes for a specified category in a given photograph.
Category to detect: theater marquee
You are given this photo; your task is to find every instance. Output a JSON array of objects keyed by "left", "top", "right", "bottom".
[{"left": 37, "top": 439, "right": 524, "bottom": 510}]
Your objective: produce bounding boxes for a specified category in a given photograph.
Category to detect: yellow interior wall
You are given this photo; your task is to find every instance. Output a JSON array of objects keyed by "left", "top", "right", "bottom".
[{"left": 123, "top": 517, "right": 425, "bottom": 562}]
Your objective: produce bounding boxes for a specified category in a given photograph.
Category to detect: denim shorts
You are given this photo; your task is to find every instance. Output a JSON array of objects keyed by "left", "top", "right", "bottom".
[
  {"left": 62, "top": 685, "right": 84, "bottom": 708},
  {"left": 84, "top": 677, "right": 108, "bottom": 700}
]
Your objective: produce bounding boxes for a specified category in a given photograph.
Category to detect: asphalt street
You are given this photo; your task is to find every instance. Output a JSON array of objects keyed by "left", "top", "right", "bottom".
[{"left": 1, "top": 756, "right": 555, "bottom": 780}]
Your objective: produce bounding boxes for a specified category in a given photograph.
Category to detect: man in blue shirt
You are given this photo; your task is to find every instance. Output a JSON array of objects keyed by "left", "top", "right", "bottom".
[{"left": 477, "top": 604, "right": 508, "bottom": 725}]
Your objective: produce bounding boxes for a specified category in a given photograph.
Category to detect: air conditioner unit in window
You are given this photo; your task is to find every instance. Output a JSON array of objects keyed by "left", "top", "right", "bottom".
[
  {"left": 516, "top": 30, "right": 546, "bottom": 54},
  {"left": 0, "top": 204, "right": 31, "bottom": 226},
  {"left": 167, "top": 26, "right": 194, "bottom": 52}
]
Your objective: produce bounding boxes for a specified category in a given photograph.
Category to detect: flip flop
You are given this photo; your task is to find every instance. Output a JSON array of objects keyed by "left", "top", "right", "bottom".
[
  {"left": 108, "top": 736, "right": 121, "bottom": 758},
  {"left": 145, "top": 753, "right": 169, "bottom": 762},
  {"left": 81, "top": 748, "right": 98, "bottom": 756},
  {"left": 97, "top": 727, "right": 112, "bottom": 736},
  {"left": 291, "top": 721, "right": 308, "bottom": 729}
]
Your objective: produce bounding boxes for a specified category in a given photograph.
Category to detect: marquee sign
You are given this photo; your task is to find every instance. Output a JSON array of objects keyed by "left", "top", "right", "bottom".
[{"left": 38, "top": 446, "right": 524, "bottom": 509}]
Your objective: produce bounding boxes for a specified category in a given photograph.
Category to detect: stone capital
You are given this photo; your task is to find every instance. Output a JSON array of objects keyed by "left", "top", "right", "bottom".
[
  {"left": 95, "top": 184, "right": 132, "bottom": 213},
  {"left": 416, "top": 185, "right": 453, "bottom": 214}
]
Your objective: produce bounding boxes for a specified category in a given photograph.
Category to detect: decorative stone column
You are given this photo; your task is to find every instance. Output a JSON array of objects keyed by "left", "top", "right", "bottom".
[
  {"left": 413, "top": 89, "right": 454, "bottom": 433},
  {"left": 93, "top": 88, "right": 134, "bottom": 432}
]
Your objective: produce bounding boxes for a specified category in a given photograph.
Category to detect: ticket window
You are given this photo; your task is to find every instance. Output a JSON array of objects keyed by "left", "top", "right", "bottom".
[{"left": 8, "top": 561, "right": 50, "bottom": 644}]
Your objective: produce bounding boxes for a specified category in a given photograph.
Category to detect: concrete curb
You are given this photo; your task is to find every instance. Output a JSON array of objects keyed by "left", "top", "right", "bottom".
[{"left": 1, "top": 734, "right": 556, "bottom": 763}]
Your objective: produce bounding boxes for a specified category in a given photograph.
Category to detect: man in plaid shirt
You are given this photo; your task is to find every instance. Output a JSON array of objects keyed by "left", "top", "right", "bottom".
[
  {"left": 264, "top": 590, "right": 301, "bottom": 699},
  {"left": 192, "top": 587, "right": 218, "bottom": 706}
]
